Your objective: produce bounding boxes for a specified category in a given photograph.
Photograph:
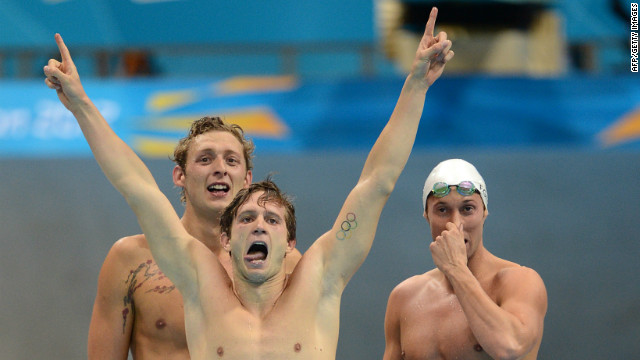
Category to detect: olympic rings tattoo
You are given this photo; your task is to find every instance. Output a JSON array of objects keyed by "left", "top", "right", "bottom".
[{"left": 336, "top": 212, "right": 358, "bottom": 240}]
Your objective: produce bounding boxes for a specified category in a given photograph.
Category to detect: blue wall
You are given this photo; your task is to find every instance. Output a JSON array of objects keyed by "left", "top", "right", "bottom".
[
  {"left": 0, "top": 0, "right": 375, "bottom": 47},
  {"left": 1, "top": 75, "right": 639, "bottom": 157}
]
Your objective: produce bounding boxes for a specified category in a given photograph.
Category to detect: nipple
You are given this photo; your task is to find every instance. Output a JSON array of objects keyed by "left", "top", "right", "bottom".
[
  {"left": 217, "top": 346, "right": 224, "bottom": 356},
  {"left": 474, "top": 344, "right": 483, "bottom": 352},
  {"left": 294, "top": 343, "right": 301, "bottom": 352},
  {"left": 155, "top": 319, "right": 166, "bottom": 329}
]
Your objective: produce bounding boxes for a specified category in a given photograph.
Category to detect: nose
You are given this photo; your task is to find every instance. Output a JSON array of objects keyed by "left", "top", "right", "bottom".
[
  {"left": 252, "top": 216, "right": 267, "bottom": 235},
  {"left": 212, "top": 156, "right": 228, "bottom": 176},
  {"left": 450, "top": 210, "right": 463, "bottom": 227},
  {"left": 252, "top": 227, "right": 266, "bottom": 235}
]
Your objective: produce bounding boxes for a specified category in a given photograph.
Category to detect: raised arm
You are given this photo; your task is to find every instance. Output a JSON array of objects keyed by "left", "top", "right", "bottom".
[
  {"left": 43, "top": 34, "right": 200, "bottom": 296},
  {"left": 311, "top": 8, "right": 454, "bottom": 291}
]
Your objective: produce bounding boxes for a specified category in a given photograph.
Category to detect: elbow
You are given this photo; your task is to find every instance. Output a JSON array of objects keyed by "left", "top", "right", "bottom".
[
  {"left": 379, "top": 181, "right": 396, "bottom": 198},
  {"left": 358, "top": 174, "right": 397, "bottom": 199},
  {"left": 492, "top": 351, "right": 518, "bottom": 360},
  {"left": 359, "top": 161, "right": 402, "bottom": 197},
  {"left": 373, "top": 174, "right": 398, "bottom": 197},
  {"left": 486, "top": 322, "right": 540, "bottom": 360},
  {"left": 490, "top": 341, "right": 530, "bottom": 360}
]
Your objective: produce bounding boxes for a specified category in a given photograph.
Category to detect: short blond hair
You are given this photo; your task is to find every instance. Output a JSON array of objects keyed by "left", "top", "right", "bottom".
[{"left": 171, "top": 116, "right": 255, "bottom": 203}]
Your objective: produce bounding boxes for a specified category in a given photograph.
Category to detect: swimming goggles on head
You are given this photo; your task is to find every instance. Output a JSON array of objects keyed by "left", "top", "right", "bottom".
[{"left": 431, "top": 181, "right": 476, "bottom": 198}]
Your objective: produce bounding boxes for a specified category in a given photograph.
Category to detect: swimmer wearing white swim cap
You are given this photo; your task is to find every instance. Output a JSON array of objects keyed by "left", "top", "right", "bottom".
[{"left": 384, "top": 159, "right": 548, "bottom": 360}]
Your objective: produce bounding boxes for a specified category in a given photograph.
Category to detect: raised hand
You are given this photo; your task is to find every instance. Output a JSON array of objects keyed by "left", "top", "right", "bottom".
[
  {"left": 43, "top": 34, "right": 87, "bottom": 111},
  {"left": 410, "top": 7, "right": 455, "bottom": 87}
]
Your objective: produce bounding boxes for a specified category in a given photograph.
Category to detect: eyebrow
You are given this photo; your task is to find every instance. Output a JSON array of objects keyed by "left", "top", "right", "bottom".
[
  {"left": 237, "top": 208, "right": 283, "bottom": 220},
  {"left": 196, "top": 147, "right": 241, "bottom": 155},
  {"left": 193, "top": 148, "right": 243, "bottom": 161},
  {"left": 431, "top": 198, "right": 479, "bottom": 207},
  {"left": 264, "top": 210, "right": 283, "bottom": 221}
]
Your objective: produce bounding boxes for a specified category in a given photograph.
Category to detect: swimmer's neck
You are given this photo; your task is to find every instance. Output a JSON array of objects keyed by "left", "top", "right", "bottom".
[{"left": 232, "top": 270, "right": 289, "bottom": 318}]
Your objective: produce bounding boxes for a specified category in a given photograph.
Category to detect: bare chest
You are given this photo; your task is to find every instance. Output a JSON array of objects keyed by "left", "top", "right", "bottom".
[
  {"left": 399, "top": 293, "right": 492, "bottom": 360},
  {"left": 187, "top": 293, "right": 337, "bottom": 359},
  {"left": 125, "top": 259, "right": 187, "bottom": 348}
]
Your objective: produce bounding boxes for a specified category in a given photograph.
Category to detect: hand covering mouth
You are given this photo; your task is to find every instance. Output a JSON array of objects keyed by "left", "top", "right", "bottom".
[{"left": 245, "top": 241, "right": 268, "bottom": 262}]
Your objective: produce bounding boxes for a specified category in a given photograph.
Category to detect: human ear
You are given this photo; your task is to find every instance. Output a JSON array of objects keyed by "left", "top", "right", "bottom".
[
  {"left": 172, "top": 165, "right": 186, "bottom": 187},
  {"left": 244, "top": 169, "right": 253, "bottom": 188},
  {"left": 286, "top": 238, "right": 297, "bottom": 253},
  {"left": 221, "top": 232, "right": 231, "bottom": 252}
]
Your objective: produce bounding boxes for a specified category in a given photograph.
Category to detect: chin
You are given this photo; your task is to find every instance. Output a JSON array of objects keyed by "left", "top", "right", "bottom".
[{"left": 244, "top": 270, "right": 270, "bottom": 284}]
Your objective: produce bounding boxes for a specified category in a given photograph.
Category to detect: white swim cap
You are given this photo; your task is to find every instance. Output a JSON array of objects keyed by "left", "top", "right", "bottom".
[{"left": 422, "top": 159, "right": 488, "bottom": 211}]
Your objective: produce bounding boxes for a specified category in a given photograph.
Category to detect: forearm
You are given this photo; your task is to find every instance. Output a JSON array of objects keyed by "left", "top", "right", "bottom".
[
  {"left": 72, "top": 97, "right": 193, "bottom": 287},
  {"left": 360, "top": 74, "right": 428, "bottom": 187},
  {"left": 447, "top": 268, "right": 532, "bottom": 360},
  {"left": 70, "top": 97, "right": 156, "bottom": 196},
  {"left": 360, "top": 6, "right": 452, "bottom": 188}
]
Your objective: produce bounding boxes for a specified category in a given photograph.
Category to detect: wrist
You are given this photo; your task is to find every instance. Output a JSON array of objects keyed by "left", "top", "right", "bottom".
[
  {"left": 442, "top": 261, "right": 471, "bottom": 280},
  {"left": 405, "top": 74, "right": 430, "bottom": 93},
  {"left": 69, "top": 94, "right": 96, "bottom": 118}
]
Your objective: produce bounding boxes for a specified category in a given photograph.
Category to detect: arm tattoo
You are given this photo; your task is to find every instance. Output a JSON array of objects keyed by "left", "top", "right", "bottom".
[{"left": 336, "top": 212, "right": 358, "bottom": 240}]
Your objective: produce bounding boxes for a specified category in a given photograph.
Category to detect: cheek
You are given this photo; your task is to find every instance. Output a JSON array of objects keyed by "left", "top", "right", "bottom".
[
  {"left": 185, "top": 169, "right": 206, "bottom": 184},
  {"left": 230, "top": 236, "right": 245, "bottom": 255},
  {"left": 428, "top": 221, "right": 445, "bottom": 238},
  {"left": 464, "top": 217, "right": 484, "bottom": 234},
  {"left": 230, "top": 166, "right": 246, "bottom": 177}
]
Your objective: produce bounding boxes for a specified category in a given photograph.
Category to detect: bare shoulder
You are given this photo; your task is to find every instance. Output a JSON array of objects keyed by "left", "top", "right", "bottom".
[
  {"left": 495, "top": 262, "right": 547, "bottom": 306},
  {"left": 109, "top": 234, "right": 150, "bottom": 256},
  {"left": 496, "top": 262, "right": 545, "bottom": 288},
  {"left": 390, "top": 269, "right": 442, "bottom": 301},
  {"left": 102, "top": 234, "right": 156, "bottom": 270},
  {"left": 95, "top": 234, "right": 164, "bottom": 300}
]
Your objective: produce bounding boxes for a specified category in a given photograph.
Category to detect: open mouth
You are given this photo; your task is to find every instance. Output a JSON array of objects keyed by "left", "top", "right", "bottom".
[
  {"left": 245, "top": 241, "right": 268, "bottom": 263},
  {"left": 207, "top": 183, "right": 230, "bottom": 195}
]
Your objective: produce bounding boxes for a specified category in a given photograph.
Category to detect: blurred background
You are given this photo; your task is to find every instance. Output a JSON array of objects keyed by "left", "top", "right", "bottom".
[{"left": 0, "top": 0, "right": 638, "bottom": 359}]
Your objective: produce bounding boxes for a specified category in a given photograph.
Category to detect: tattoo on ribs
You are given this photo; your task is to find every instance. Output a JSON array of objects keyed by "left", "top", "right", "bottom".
[
  {"left": 121, "top": 259, "right": 176, "bottom": 333},
  {"left": 336, "top": 212, "right": 358, "bottom": 240}
]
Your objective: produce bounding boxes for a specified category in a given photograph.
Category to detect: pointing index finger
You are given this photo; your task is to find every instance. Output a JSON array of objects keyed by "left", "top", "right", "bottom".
[
  {"left": 424, "top": 7, "right": 438, "bottom": 38},
  {"left": 55, "top": 33, "right": 74, "bottom": 66}
]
